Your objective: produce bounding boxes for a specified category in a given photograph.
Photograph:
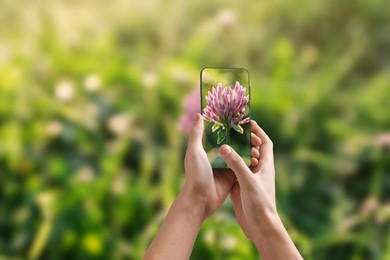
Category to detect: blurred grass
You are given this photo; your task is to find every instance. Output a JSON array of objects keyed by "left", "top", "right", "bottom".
[{"left": 0, "top": 0, "right": 389, "bottom": 259}]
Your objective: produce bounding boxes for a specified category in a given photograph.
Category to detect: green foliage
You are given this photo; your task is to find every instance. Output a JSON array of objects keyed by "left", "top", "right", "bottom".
[
  {"left": 0, "top": 0, "right": 390, "bottom": 259},
  {"left": 212, "top": 123, "right": 222, "bottom": 133},
  {"left": 217, "top": 129, "right": 227, "bottom": 144}
]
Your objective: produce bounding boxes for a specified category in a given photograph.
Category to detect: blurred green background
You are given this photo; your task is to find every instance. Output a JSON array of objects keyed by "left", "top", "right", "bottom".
[{"left": 0, "top": 0, "right": 390, "bottom": 259}]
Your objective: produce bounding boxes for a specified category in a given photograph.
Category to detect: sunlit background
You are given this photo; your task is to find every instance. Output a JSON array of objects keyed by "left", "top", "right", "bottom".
[{"left": 1, "top": 0, "right": 390, "bottom": 259}]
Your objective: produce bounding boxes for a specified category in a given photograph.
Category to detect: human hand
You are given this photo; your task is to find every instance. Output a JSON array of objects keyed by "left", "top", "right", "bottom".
[
  {"left": 181, "top": 113, "right": 237, "bottom": 220},
  {"left": 220, "top": 120, "right": 302, "bottom": 259},
  {"left": 222, "top": 120, "right": 276, "bottom": 241}
]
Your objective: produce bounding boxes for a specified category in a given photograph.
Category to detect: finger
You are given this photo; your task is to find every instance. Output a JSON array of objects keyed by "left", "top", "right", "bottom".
[
  {"left": 219, "top": 145, "right": 253, "bottom": 185},
  {"left": 251, "top": 147, "right": 259, "bottom": 158},
  {"left": 251, "top": 120, "right": 274, "bottom": 165},
  {"left": 251, "top": 157, "right": 258, "bottom": 167},
  {"left": 251, "top": 133, "right": 262, "bottom": 146},
  {"left": 250, "top": 120, "right": 257, "bottom": 130},
  {"left": 187, "top": 113, "right": 204, "bottom": 149}
]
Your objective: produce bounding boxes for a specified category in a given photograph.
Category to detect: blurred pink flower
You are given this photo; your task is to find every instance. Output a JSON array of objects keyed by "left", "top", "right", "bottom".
[{"left": 177, "top": 89, "right": 200, "bottom": 134}]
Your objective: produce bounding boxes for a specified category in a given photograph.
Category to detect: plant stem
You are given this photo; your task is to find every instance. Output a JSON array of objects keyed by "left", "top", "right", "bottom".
[{"left": 226, "top": 126, "right": 230, "bottom": 145}]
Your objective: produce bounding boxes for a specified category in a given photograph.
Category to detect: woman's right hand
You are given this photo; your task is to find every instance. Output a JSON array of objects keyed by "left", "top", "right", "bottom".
[
  {"left": 220, "top": 120, "right": 277, "bottom": 240},
  {"left": 219, "top": 120, "right": 303, "bottom": 260}
]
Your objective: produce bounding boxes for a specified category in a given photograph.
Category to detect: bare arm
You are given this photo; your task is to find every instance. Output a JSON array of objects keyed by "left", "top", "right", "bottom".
[{"left": 143, "top": 191, "right": 204, "bottom": 259}]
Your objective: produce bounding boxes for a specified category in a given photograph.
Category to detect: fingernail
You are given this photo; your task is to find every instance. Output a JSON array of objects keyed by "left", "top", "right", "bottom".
[{"left": 220, "top": 145, "right": 231, "bottom": 156}]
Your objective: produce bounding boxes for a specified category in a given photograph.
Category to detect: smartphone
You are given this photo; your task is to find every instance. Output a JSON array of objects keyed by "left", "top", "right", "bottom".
[{"left": 200, "top": 67, "right": 251, "bottom": 168}]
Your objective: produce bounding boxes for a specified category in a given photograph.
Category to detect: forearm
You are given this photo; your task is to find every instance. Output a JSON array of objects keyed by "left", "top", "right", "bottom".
[
  {"left": 144, "top": 191, "right": 205, "bottom": 260},
  {"left": 252, "top": 211, "right": 303, "bottom": 260}
]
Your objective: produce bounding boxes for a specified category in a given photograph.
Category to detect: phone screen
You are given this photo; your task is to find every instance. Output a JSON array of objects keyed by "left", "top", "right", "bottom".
[{"left": 201, "top": 67, "right": 251, "bottom": 168}]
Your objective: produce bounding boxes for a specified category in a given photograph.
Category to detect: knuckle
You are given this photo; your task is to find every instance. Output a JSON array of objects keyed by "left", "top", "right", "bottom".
[{"left": 230, "top": 153, "right": 242, "bottom": 165}]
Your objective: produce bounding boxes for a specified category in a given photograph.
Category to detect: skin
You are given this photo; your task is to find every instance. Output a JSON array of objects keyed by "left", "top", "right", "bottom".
[{"left": 144, "top": 114, "right": 303, "bottom": 260}]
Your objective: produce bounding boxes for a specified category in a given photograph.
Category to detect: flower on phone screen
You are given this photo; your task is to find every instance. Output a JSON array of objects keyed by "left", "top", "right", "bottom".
[{"left": 202, "top": 81, "right": 250, "bottom": 144}]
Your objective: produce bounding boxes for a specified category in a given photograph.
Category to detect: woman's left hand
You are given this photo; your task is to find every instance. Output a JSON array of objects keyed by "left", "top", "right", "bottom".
[{"left": 181, "top": 113, "right": 237, "bottom": 220}]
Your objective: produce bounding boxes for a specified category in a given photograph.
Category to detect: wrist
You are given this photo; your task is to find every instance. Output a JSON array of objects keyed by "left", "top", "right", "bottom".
[
  {"left": 176, "top": 189, "right": 208, "bottom": 224},
  {"left": 250, "top": 210, "right": 303, "bottom": 259},
  {"left": 251, "top": 209, "right": 282, "bottom": 243},
  {"left": 251, "top": 210, "right": 293, "bottom": 252}
]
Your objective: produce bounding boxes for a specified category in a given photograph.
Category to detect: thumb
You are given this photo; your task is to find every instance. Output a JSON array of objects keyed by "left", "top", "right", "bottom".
[
  {"left": 187, "top": 113, "right": 204, "bottom": 149},
  {"left": 220, "top": 145, "right": 253, "bottom": 184}
]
